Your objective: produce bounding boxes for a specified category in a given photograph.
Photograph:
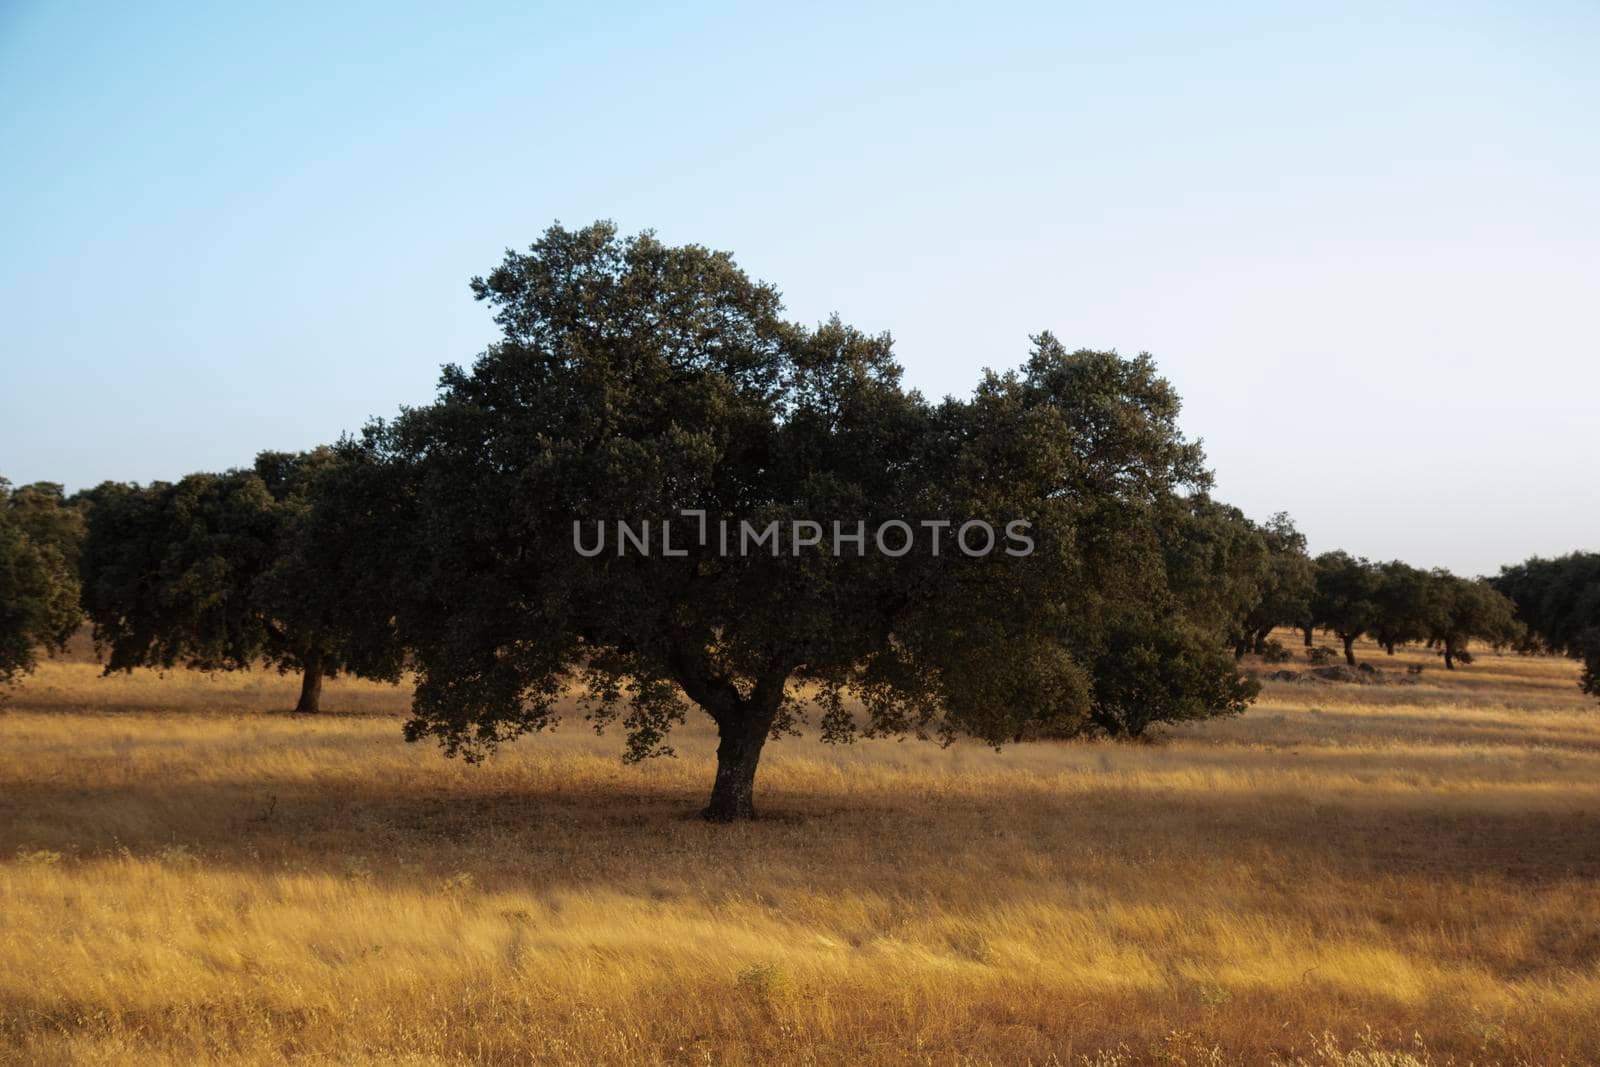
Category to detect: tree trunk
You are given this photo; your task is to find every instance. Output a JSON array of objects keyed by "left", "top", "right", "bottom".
[
  {"left": 1342, "top": 634, "right": 1356, "bottom": 667},
  {"left": 1303, "top": 625, "right": 1314, "bottom": 648},
  {"left": 295, "top": 659, "right": 324, "bottom": 713},
  {"left": 667, "top": 637, "right": 792, "bottom": 822},
  {"left": 1252, "top": 629, "right": 1270, "bottom": 655},
  {"left": 1385, "top": 641, "right": 1396, "bottom": 656},
  {"left": 1233, "top": 639, "right": 1248, "bottom": 660},
  {"left": 705, "top": 721, "right": 768, "bottom": 822},
  {"left": 1443, "top": 641, "right": 1456, "bottom": 670}
]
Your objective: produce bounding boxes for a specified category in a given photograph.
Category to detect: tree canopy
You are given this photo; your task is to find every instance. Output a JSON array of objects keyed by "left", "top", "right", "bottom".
[
  {"left": 0, "top": 479, "right": 84, "bottom": 688},
  {"left": 1311, "top": 551, "right": 1381, "bottom": 666},
  {"left": 1217, "top": 510, "right": 1313, "bottom": 658},
  {"left": 367, "top": 221, "right": 1258, "bottom": 819},
  {"left": 1421, "top": 570, "right": 1519, "bottom": 670},
  {"left": 1367, "top": 560, "right": 1432, "bottom": 656},
  {"left": 77, "top": 449, "right": 403, "bottom": 711},
  {"left": 1496, "top": 554, "right": 1600, "bottom": 698}
]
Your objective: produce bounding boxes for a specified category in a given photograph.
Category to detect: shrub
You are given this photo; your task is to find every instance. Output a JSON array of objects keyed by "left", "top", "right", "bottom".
[{"left": 735, "top": 962, "right": 794, "bottom": 1003}]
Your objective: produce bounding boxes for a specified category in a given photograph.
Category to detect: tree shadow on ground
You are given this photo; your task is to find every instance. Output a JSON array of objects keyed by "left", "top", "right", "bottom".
[{"left": 5, "top": 769, "right": 1598, "bottom": 894}]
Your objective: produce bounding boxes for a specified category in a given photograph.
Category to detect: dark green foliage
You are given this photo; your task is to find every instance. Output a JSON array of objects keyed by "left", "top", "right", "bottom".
[
  {"left": 1246, "top": 513, "right": 1314, "bottom": 654},
  {"left": 76, "top": 449, "right": 403, "bottom": 710},
  {"left": 1312, "top": 556, "right": 1513, "bottom": 671},
  {"left": 1368, "top": 561, "right": 1431, "bottom": 655},
  {"left": 1172, "top": 500, "right": 1269, "bottom": 660},
  {"left": 255, "top": 446, "right": 410, "bottom": 703},
  {"left": 1311, "top": 551, "right": 1381, "bottom": 667},
  {"left": 78, "top": 472, "right": 276, "bottom": 675},
  {"left": 1217, "top": 510, "right": 1314, "bottom": 658},
  {"left": 1496, "top": 554, "right": 1600, "bottom": 697},
  {"left": 1422, "top": 571, "right": 1519, "bottom": 670},
  {"left": 373, "top": 222, "right": 1257, "bottom": 819},
  {"left": 1084, "top": 615, "right": 1259, "bottom": 738},
  {"left": 0, "top": 480, "right": 84, "bottom": 687}
]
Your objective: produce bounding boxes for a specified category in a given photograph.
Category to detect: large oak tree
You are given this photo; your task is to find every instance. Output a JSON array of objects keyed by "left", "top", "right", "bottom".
[{"left": 371, "top": 222, "right": 1257, "bottom": 820}]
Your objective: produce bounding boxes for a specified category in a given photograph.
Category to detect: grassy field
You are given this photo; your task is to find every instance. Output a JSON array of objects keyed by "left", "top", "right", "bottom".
[{"left": 2, "top": 635, "right": 1598, "bottom": 1065}]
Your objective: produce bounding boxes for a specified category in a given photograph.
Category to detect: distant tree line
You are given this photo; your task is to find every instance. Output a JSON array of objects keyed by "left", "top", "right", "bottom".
[
  {"left": 0, "top": 222, "right": 1593, "bottom": 818},
  {"left": 1176, "top": 511, "right": 1521, "bottom": 671},
  {"left": 73, "top": 449, "right": 404, "bottom": 712},
  {"left": 1304, "top": 552, "right": 1520, "bottom": 670}
]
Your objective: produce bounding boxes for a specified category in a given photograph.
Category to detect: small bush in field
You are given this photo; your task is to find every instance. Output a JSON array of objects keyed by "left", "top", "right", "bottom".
[
  {"left": 736, "top": 961, "right": 794, "bottom": 1003},
  {"left": 1307, "top": 646, "right": 1338, "bottom": 665},
  {"left": 1261, "top": 641, "right": 1293, "bottom": 663}
]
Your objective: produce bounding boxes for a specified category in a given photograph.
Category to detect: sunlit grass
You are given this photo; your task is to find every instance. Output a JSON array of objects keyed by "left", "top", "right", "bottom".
[{"left": 2, "top": 634, "right": 1598, "bottom": 1064}]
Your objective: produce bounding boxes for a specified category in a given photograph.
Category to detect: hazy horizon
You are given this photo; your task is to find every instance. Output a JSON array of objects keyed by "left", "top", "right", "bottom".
[{"left": 4, "top": 3, "right": 1596, "bottom": 576}]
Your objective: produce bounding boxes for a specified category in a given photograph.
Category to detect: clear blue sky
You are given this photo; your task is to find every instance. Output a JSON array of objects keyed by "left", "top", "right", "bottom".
[{"left": 3, "top": 2, "right": 1596, "bottom": 575}]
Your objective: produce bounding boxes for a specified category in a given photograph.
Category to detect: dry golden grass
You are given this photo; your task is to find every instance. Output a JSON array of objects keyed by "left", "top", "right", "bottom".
[{"left": 2, "top": 635, "right": 1598, "bottom": 1065}]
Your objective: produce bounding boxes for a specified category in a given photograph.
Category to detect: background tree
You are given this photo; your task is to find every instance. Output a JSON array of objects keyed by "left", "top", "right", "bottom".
[
  {"left": 0, "top": 479, "right": 84, "bottom": 687},
  {"left": 254, "top": 447, "right": 409, "bottom": 709},
  {"left": 1229, "top": 511, "right": 1313, "bottom": 657},
  {"left": 1368, "top": 560, "right": 1431, "bottom": 655},
  {"left": 1423, "top": 571, "right": 1519, "bottom": 670},
  {"left": 1311, "top": 551, "right": 1380, "bottom": 666},
  {"left": 1496, "top": 554, "right": 1600, "bottom": 697},
  {"left": 372, "top": 222, "right": 1257, "bottom": 820},
  {"left": 77, "top": 450, "right": 403, "bottom": 711},
  {"left": 1160, "top": 499, "right": 1264, "bottom": 661}
]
